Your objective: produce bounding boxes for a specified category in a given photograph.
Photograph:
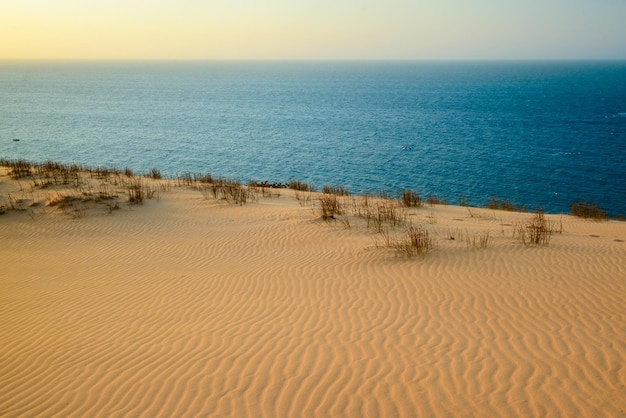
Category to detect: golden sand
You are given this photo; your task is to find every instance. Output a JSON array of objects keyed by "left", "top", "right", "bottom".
[{"left": 1, "top": 169, "right": 625, "bottom": 417}]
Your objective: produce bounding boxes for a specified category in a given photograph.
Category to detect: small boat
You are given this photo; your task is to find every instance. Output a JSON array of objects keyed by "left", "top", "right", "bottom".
[{"left": 12, "top": 138, "right": 20, "bottom": 142}]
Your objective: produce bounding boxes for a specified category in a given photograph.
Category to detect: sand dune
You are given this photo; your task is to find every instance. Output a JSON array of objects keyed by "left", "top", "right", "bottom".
[{"left": 1, "top": 172, "right": 625, "bottom": 417}]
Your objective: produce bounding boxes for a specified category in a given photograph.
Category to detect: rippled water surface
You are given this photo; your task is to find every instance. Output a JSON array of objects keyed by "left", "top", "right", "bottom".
[{"left": 1, "top": 61, "right": 625, "bottom": 214}]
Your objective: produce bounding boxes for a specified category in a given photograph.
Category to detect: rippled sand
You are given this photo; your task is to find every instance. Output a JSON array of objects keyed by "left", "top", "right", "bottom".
[{"left": 1, "top": 172, "right": 625, "bottom": 417}]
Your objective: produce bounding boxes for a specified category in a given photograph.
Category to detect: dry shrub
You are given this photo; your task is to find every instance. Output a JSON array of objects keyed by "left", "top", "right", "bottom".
[
  {"left": 514, "top": 211, "right": 554, "bottom": 246},
  {"left": 289, "top": 180, "right": 314, "bottom": 192},
  {"left": 126, "top": 178, "right": 144, "bottom": 204},
  {"left": 364, "top": 202, "right": 406, "bottom": 232},
  {"left": 322, "top": 184, "right": 350, "bottom": 196},
  {"left": 223, "top": 179, "right": 256, "bottom": 205},
  {"left": 175, "top": 172, "right": 193, "bottom": 186},
  {"left": 404, "top": 224, "right": 435, "bottom": 255},
  {"left": 147, "top": 167, "right": 162, "bottom": 180},
  {"left": 385, "top": 224, "right": 435, "bottom": 257},
  {"left": 319, "top": 194, "right": 341, "bottom": 220},
  {"left": 569, "top": 201, "right": 609, "bottom": 221},
  {"left": 194, "top": 177, "right": 255, "bottom": 204},
  {"left": 486, "top": 197, "right": 522, "bottom": 212},
  {"left": 401, "top": 189, "right": 422, "bottom": 207}
]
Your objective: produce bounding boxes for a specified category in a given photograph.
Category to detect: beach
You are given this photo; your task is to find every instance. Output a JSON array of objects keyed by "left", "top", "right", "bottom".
[{"left": 1, "top": 167, "right": 625, "bottom": 417}]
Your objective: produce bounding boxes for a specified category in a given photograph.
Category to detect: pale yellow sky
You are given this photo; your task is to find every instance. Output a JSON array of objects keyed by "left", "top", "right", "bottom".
[{"left": 2, "top": 0, "right": 625, "bottom": 60}]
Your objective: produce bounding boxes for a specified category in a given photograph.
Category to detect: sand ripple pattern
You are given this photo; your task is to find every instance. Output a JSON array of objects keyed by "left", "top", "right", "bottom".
[{"left": 1, "top": 196, "right": 625, "bottom": 417}]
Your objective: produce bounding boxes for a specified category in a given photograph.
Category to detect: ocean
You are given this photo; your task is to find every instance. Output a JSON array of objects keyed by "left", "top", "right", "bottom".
[{"left": 1, "top": 60, "right": 625, "bottom": 215}]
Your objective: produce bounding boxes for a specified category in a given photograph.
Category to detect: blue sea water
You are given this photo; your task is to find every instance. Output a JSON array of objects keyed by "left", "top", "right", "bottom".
[{"left": 1, "top": 60, "right": 625, "bottom": 215}]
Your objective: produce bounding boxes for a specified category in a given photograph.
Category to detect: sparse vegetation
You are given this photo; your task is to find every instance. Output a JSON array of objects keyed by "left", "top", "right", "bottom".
[
  {"left": 322, "top": 184, "right": 350, "bottom": 196},
  {"left": 0, "top": 159, "right": 617, "bottom": 258},
  {"left": 126, "top": 179, "right": 145, "bottom": 204},
  {"left": 381, "top": 224, "right": 435, "bottom": 257},
  {"left": 0, "top": 159, "right": 167, "bottom": 217},
  {"left": 147, "top": 167, "right": 162, "bottom": 180},
  {"left": 400, "top": 189, "right": 422, "bottom": 207},
  {"left": 289, "top": 180, "right": 314, "bottom": 192},
  {"left": 290, "top": 180, "right": 315, "bottom": 206},
  {"left": 570, "top": 201, "right": 609, "bottom": 221},
  {"left": 514, "top": 211, "right": 554, "bottom": 246},
  {"left": 486, "top": 197, "right": 519, "bottom": 212},
  {"left": 319, "top": 193, "right": 341, "bottom": 220},
  {"left": 466, "top": 231, "right": 492, "bottom": 250},
  {"left": 3, "top": 158, "right": 33, "bottom": 179},
  {"left": 363, "top": 202, "right": 407, "bottom": 233},
  {"left": 402, "top": 224, "right": 436, "bottom": 256}
]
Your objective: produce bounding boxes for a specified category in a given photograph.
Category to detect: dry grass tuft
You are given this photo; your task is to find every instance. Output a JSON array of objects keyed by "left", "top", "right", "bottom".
[
  {"left": 364, "top": 202, "right": 406, "bottom": 232},
  {"left": 381, "top": 224, "right": 435, "bottom": 257},
  {"left": 126, "top": 181, "right": 145, "bottom": 204},
  {"left": 486, "top": 197, "right": 525, "bottom": 212},
  {"left": 514, "top": 211, "right": 554, "bottom": 246},
  {"left": 319, "top": 194, "right": 341, "bottom": 220},
  {"left": 289, "top": 180, "right": 314, "bottom": 192},
  {"left": 400, "top": 189, "right": 422, "bottom": 207},
  {"left": 570, "top": 201, "right": 609, "bottom": 221},
  {"left": 322, "top": 184, "right": 350, "bottom": 196},
  {"left": 147, "top": 167, "right": 162, "bottom": 180}
]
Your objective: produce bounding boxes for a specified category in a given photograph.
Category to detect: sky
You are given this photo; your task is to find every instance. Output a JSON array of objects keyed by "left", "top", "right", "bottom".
[{"left": 1, "top": 0, "right": 626, "bottom": 60}]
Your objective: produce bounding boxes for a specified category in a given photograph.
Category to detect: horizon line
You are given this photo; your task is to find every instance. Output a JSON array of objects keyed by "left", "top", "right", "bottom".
[{"left": 2, "top": 57, "right": 626, "bottom": 63}]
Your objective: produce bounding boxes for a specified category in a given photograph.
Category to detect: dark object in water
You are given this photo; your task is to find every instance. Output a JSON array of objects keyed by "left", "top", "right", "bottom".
[{"left": 12, "top": 138, "right": 20, "bottom": 141}]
